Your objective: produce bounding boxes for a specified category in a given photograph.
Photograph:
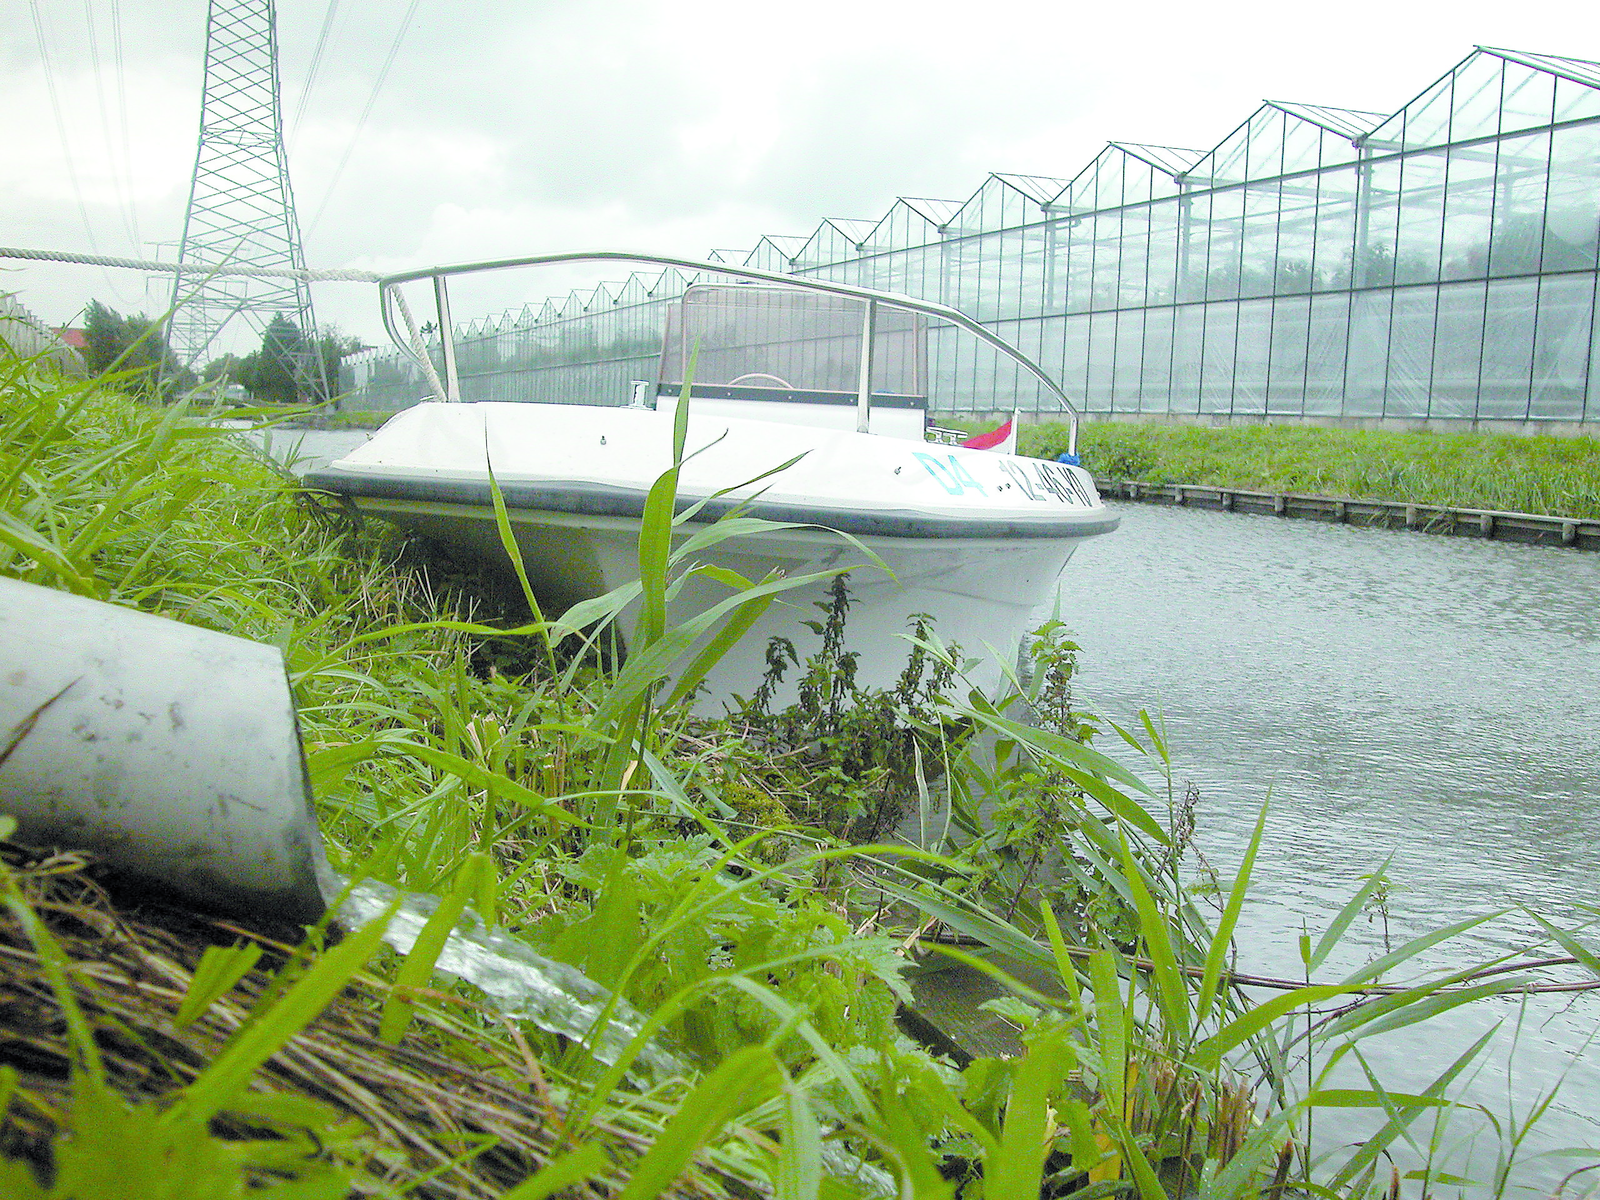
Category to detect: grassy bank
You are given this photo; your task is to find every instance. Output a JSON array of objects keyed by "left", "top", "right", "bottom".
[
  {"left": 280, "top": 406, "right": 397, "bottom": 431},
  {"left": 1012, "top": 421, "right": 1600, "bottom": 519},
  {"left": 2, "top": 343, "right": 1597, "bottom": 1196}
]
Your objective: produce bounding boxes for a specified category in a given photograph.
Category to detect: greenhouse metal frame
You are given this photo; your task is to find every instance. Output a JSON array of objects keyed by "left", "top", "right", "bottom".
[{"left": 344, "top": 45, "right": 1600, "bottom": 429}]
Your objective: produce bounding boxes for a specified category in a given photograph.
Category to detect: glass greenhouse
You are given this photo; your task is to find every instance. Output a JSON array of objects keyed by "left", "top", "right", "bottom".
[{"left": 344, "top": 46, "right": 1600, "bottom": 429}]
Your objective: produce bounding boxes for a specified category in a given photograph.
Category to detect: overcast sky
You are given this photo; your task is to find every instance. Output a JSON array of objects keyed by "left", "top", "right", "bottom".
[{"left": 3, "top": 0, "right": 1594, "bottom": 351}]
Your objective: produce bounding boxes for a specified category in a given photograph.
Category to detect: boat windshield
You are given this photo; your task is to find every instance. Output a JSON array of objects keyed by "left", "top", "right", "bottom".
[{"left": 658, "top": 284, "right": 926, "bottom": 407}]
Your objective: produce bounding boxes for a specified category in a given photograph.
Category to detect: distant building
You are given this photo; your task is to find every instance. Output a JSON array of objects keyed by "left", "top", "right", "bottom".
[{"left": 344, "top": 46, "right": 1600, "bottom": 432}]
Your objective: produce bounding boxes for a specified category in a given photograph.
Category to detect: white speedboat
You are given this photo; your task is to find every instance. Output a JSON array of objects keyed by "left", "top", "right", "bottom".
[{"left": 307, "top": 254, "right": 1117, "bottom": 703}]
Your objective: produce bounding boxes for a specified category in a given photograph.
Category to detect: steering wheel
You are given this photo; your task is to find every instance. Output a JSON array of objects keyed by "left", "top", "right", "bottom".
[{"left": 728, "top": 372, "right": 794, "bottom": 389}]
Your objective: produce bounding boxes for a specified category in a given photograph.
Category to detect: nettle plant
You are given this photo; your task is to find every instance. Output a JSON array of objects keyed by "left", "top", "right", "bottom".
[{"left": 704, "top": 573, "right": 962, "bottom": 845}]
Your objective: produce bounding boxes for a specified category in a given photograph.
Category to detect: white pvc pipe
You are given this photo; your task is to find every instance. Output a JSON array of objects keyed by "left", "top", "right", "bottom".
[{"left": 0, "top": 578, "right": 333, "bottom": 922}]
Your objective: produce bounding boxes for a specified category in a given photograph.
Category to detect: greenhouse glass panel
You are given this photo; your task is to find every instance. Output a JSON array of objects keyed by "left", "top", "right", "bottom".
[
  {"left": 1312, "top": 166, "right": 1358, "bottom": 289},
  {"left": 1274, "top": 188, "right": 1318, "bottom": 292},
  {"left": 1497, "top": 62, "right": 1557, "bottom": 137},
  {"left": 1232, "top": 298, "right": 1273, "bottom": 411},
  {"left": 1034, "top": 313, "right": 1066, "bottom": 386},
  {"left": 1088, "top": 157, "right": 1126, "bottom": 211},
  {"left": 1441, "top": 53, "right": 1507, "bottom": 144},
  {"left": 1170, "top": 304, "right": 1204, "bottom": 411},
  {"left": 1553, "top": 76, "right": 1600, "bottom": 124},
  {"left": 1085, "top": 311, "right": 1117, "bottom": 407},
  {"left": 1440, "top": 142, "right": 1497, "bottom": 279},
  {"left": 1205, "top": 188, "right": 1246, "bottom": 299},
  {"left": 1267, "top": 294, "right": 1311, "bottom": 410},
  {"left": 1344, "top": 290, "right": 1393, "bottom": 414},
  {"left": 1113, "top": 307, "right": 1146, "bottom": 410},
  {"left": 1394, "top": 150, "right": 1447, "bottom": 284},
  {"left": 1090, "top": 211, "right": 1124, "bottom": 309},
  {"left": 1369, "top": 72, "right": 1449, "bottom": 151},
  {"left": 1478, "top": 276, "right": 1539, "bottom": 417},
  {"left": 1117, "top": 152, "right": 1154, "bottom": 206},
  {"left": 1541, "top": 123, "right": 1600, "bottom": 272},
  {"left": 1057, "top": 156, "right": 1097, "bottom": 216},
  {"left": 1246, "top": 108, "right": 1286, "bottom": 180},
  {"left": 1040, "top": 221, "right": 1068, "bottom": 312},
  {"left": 1489, "top": 131, "right": 1552, "bottom": 276},
  {"left": 1300, "top": 291, "right": 1356, "bottom": 412},
  {"left": 1060, "top": 222, "right": 1094, "bottom": 314},
  {"left": 998, "top": 228, "right": 1025, "bottom": 322},
  {"left": 1199, "top": 303, "right": 1238, "bottom": 412},
  {"left": 971, "top": 231, "right": 999, "bottom": 322},
  {"left": 1146, "top": 200, "right": 1181, "bottom": 303},
  {"left": 1357, "top": 157, "right": 1402, "bottom": 287},
  {"left": 1197, "top": 120, "right": 1252, "bottom": 188},
  {"left": 1018, "top": 224, "right": 1051, "bottom": 318},
  {"left": 1279, "top": 115, "right": 1326, "bottom": 176},
  {"left": 1177, "top": 192, "right": 1210, "bottom": 302},
  {"left": 1529, "top": 273, "right": 1593, "bottom": 418},
  {"left": 1117, "top": 208, "right": 1151, "bottom": 306},
  {"left": 1058, "top": 314, "right": 1091, "bottom": 403},
  {"left": 1239, "top": 183, "right": 1281, "bottom": 298},
  {"left": 1384, "top": 285, "right": 1437, "bottom": 414},
  {"left": 1588, "top": 297, "right": 1600, "bottom": 421},
  {"left": 1140, "top": 306, "right": 1175, "bottom": 407}
]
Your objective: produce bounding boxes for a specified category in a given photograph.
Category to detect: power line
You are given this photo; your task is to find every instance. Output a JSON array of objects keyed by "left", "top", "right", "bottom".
[
  {"left": 289, "top": 0, "right": 341, "bottom": 143},
  {"left": 28, "top": 0, "right": 100, "bottom": 255},
  {"left": 27, "top": 0, "right": 136, "bottom": 307},
  {"left": 108, "top": 0, "right": 143, "bottom": 250},
  {"left": 304, "top": 0, "right": 423, "bottom": 238},
  {"left": 81, "top": 0, "right": 141, "bottom": 248}
]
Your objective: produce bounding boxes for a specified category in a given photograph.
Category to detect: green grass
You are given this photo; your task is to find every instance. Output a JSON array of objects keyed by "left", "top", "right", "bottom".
[
  {"left": 2, "top": 336, "right": 1597, "bottom": 1197},
  {"left": 1014, "top": 421, "right": 1600, "bottom": 519}
]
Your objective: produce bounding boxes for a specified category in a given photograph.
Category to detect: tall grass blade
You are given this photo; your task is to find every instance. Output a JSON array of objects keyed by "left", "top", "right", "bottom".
[
  {"left": 1326, "top": 1027, "right": 1497, "bottom": 1191},
  {"left": 1196, "top": 798, "right": 1269, "bottom": 1025},
  {"left": 1308, "top": 855, "right": 1391, "bottom": 972},
  {"left": 175, "top": 898, "right": 399, "bottom": 1122},
  {"left": 500, "top": 1143, "right": 612, "bottom": 1200},
  {"left": 613, "top": 1046, "right": 781, "bottom": 1200},
  {"left": 378, "top": 857, "right": 485, "bottom": 1044},
  {"left": 174, "top": 943, "right": 264, "bottom": 1029},
  {"left": 988, "top": 1027, "right": 1073, "bottom": 1196}
]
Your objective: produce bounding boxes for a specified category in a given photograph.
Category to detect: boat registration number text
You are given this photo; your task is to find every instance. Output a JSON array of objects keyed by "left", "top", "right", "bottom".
[{"left": 912, "top": 452, "right": 1093, "bottom": 507}]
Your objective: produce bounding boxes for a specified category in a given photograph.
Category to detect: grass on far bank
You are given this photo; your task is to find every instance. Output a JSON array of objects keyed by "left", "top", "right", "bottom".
[{"left": 1009, "top": 420, "right": 1600, "bottom": 520}]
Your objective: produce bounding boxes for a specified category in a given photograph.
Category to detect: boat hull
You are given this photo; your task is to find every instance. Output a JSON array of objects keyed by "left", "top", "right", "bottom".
[
  {"left": 336, "top": 494, "right": 1093, "bottom": 702},
  {"left": 306, "top": 403, "right": 1118, "bottom": 706}
]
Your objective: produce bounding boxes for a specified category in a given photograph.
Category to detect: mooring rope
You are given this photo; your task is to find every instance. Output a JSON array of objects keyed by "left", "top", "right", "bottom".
[{"left": 0, "top": 245, "right": 381, "bottom": 283}]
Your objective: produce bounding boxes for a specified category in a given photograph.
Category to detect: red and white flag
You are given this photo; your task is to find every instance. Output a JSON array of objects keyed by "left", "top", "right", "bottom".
[{"left": 960, "top": 409, "right": 1019, "bottom": 454}]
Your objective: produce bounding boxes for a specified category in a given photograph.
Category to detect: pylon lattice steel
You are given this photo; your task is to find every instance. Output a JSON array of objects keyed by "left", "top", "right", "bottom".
[{"left": 170, "top": 0, "right": 325, "bottom": 398}]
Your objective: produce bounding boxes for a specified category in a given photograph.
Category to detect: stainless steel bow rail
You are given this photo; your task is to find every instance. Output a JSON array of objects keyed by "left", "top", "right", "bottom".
[
  {"left": 376, "top": 250, "right": 1083, "bottom": 452},
  {"left": 1, "top": 246, "right": 1084, "bottom": 454}
]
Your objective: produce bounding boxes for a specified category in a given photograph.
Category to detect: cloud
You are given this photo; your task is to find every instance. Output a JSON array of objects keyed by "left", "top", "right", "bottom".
[{"left": 3, "top": 0, "right": 1597, "bottom": 349}]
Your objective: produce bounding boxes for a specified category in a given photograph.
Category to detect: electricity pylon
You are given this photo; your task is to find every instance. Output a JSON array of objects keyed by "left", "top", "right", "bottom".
[{"left": 169, "top": 0, "right": 326, "bottom": 399}]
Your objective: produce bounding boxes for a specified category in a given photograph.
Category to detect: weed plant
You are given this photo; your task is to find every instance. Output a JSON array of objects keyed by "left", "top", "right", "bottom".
[
  {"left": 0, "top": 333, "right": 1597, "bottom": 1197},
  {"left": 1014, "top": 420, "right": 1600, "bottom": 519}
]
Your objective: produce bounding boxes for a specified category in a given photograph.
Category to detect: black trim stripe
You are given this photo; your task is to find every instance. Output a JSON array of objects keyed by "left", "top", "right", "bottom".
[
  {"left": 659, "top": 383, "right": 928, "bottom": 409},
  {"left": 303, "top": 468, "right": 1120, "bottom": 541}
]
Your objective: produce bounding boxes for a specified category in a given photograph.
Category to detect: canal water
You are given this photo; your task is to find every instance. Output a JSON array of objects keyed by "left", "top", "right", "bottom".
[{"left": 1064, "top": 501, "right": 1600, "bottom": 1188}]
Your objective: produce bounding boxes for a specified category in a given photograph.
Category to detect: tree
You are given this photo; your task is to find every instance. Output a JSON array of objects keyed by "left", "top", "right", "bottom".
[
  {"left": 237, "top": 313, "right": 309, "bottom": 404},
  {"left": 317, "top": 325, "right": 364, "bottom": 403},
  {"left": 80, "top": 300, "right": 191, "bottom": 393}
]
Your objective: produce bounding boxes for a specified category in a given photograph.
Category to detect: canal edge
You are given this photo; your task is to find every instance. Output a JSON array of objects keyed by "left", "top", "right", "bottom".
[{"left": 1091, "top": 478, "right": 1600, "bottom": 551}]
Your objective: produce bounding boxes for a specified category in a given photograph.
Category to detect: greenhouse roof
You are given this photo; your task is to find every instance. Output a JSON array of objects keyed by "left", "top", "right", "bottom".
[
  {"left": 1262, "top": 101, "right": 1387, "bottom": 140},
  {"left": 1106, "top": 142, "right": 1202, "bottom": 178},
  {"left": 1482, "top": 45, "right": 1600, "bottom": 91},
  {"left": 490, "top": 43, "right": 1600, "bottom": 329}
]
